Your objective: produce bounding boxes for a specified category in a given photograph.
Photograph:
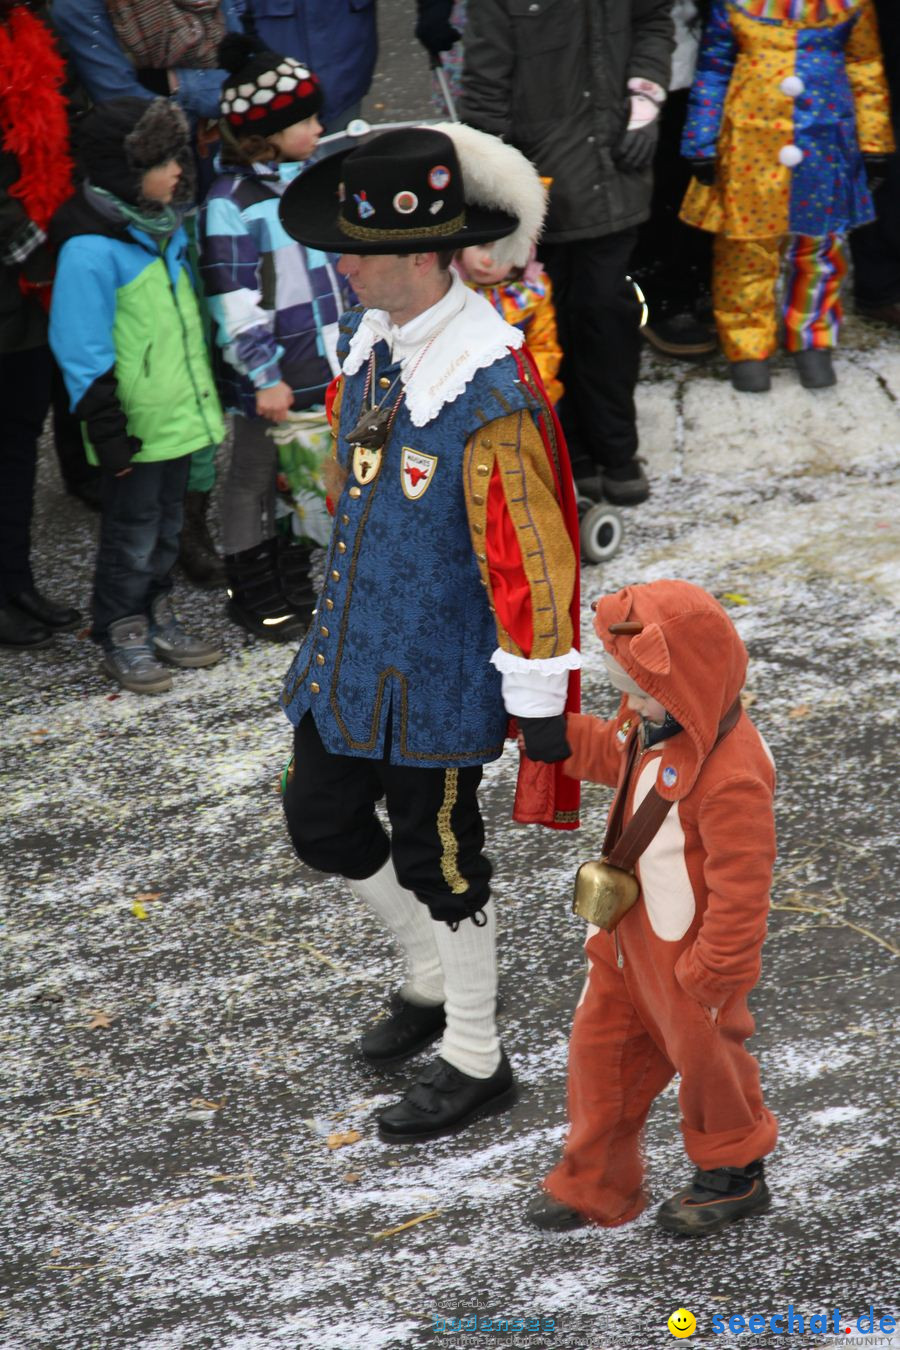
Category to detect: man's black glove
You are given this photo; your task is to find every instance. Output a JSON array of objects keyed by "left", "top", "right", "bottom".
[
  {"left": 415, "top": 0, "right": 461, "bottom": 56},
  {"left": 864, "top": 155, "right": 891, "bottom": 194},
  {"left": 687, "top": 158, "right": 717, "bottom": 187},
  {"left": 518, "top": 715, "right": 572, "bottom": 764},
  {"left": 616, "top": 118, "right": 659, "bottom": 172}
]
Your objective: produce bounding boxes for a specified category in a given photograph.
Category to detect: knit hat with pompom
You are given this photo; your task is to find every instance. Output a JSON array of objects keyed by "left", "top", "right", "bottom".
[{"left": 218, "top": 34, "right": 322, "bottom": 139}]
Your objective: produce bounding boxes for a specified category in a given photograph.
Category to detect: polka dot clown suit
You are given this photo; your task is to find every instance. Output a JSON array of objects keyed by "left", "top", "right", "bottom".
[{"left": 679, "top": 0, "right": 895, "bottom": 362}]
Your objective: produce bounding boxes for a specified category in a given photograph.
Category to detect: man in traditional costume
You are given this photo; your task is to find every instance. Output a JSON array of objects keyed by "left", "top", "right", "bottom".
[{"left": 277, "top": 124, "right": 581, "bottom": 1143}]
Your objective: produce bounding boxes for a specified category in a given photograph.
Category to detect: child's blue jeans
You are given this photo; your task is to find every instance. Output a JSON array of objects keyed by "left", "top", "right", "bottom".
[{"left": 92, "top": 455, "right": 197, "bottom": 645}]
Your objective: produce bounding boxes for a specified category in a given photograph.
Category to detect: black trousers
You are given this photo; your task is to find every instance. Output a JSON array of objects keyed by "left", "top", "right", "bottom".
[
  {"left": 850, "top": 0, "right": 900, "bottom": 305},
  {"left": 0, "top": 344, "right": 52, "bottom": 602},
  {"left": 282, "top": 712, "right": 492, "bottom": 924},
  {"left": 631, "top": 87, "right": 714, "bottom": 318},
  {"left": 541, "top": 229, "right": 642, "bottom": 476}
]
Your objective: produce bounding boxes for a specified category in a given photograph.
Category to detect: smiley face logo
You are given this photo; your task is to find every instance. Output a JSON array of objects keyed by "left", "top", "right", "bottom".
[{"left": 668, "top": 1308, "right": 697, "bottom": 1338}]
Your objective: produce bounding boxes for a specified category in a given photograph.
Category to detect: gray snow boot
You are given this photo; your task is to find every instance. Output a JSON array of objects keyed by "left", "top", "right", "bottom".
[
  {"left": 729, "top": 359, "right": 771, "bottom": 393},
  {"left": 792, "top": 348, "right": 836, "bottom": 389},
  {"left": 149, "top": 595, "right": 223, "bottom": 669},
  {"left": 101, "top": 615, "right": 173, "bottom": 694}
]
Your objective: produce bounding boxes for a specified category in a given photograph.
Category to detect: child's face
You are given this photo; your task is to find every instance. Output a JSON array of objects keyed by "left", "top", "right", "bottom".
[
  {"left": 460, "top": 245, "right": 511, "bottom": 286},
  {"left": 626, "top": 690, "right": 668, "bottom": 724},
  {"left": 268, "top": 114, "right": 323, "bottom": 162},
  {"left": 141, "top": 158, "right": 183, "bottom": 204}
]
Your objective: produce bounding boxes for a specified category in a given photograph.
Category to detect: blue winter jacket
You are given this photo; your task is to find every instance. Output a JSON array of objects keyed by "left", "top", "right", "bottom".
[{"left": 50, "top": 0, "right": 244, "bottom": 119}]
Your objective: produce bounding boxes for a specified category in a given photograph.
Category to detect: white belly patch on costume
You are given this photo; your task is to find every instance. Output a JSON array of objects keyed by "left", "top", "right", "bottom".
[{"left": 633, "top": 758, "right": 695, "bottom": 941}]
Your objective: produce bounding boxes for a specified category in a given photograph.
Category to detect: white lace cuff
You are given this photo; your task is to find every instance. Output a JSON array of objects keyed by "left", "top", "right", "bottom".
[{"left": 491, "top": 648, "right": 581, "bottom": 717}]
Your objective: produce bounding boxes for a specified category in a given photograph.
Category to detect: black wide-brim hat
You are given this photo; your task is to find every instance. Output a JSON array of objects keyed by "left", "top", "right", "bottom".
[{"left": 278, "top": 126, "right": 518, "bottom": 255}]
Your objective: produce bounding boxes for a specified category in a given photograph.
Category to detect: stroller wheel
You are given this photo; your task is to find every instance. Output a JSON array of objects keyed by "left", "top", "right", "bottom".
[{"left": 580, "top": 502, "right": 624, "bottom": 564}]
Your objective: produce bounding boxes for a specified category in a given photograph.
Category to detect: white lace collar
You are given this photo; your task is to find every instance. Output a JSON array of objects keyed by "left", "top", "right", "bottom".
[{"left": 342, "top": 269, "right": 524, "bottom": 427}]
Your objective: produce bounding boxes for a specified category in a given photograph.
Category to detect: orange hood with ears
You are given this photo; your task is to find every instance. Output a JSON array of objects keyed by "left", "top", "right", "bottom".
[{"left": 593, "top": 580, "right": 748, "bottom": 802}]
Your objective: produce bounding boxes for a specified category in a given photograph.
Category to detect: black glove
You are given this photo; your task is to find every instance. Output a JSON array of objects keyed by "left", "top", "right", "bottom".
[
  {"left": 616, "top": 118, "right": 659, "bottom": 173},
  {"left": 415, "top": 0, "right": 461, "bottom": 56},
  {"left": 135, "top": 68, "right": 170, "bottom": 97},
  {"left": 687, "top": 158, "right": 717, "bottom": 187},
  {"left": 864, "top": 155, "right": 891, "bottom": 194},
  {"left": 518, "top": 715, "right": 572, "bottom": 764}
]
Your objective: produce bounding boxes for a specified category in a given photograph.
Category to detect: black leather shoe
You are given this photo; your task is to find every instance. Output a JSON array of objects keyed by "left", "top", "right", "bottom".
[
  {"left": 359, "top": 993, "right": 446, "bottom": 1066},
  {"left": 377, "top": 1050, "right": 517, "bottom": 1143},
  {"left": 656, "top": 1160, "right": 770, "bottom": 1237},
  {"left": 643, "top": 312, "right": 718, "bottom": 359},
  {"left": 0, "top": 603, "right": 53, "bottom": 650},
  {"left": 526, "top": 1192, "right": 589, "bottom": 1232},
  {"left": 792, "top": 348, "right": 836, "bottom": 390},
  {"left": 8, "top": 586, "right": 82, "bottom": 631}
]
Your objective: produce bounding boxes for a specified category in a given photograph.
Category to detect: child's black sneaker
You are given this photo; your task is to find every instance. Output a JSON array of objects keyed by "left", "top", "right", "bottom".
[{"left": 656, "top": 1160, "right": 770, "bottom": 1237}]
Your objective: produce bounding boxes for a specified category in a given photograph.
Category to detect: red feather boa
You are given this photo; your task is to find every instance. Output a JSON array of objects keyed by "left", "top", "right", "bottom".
[{"left": 0, "top": 7, "right": 74, "bottom": 232}]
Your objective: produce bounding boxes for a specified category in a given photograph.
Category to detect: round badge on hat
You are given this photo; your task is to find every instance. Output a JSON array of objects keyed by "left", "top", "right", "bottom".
[
  {"left": 428, "top": 164, "right": 451, "bottom": 191},
  {"left": 393, "top": 190, "right": 418, "bottom": 215},
  {"left": 662, "top": 766, "right": 678, "bottom": 787}
]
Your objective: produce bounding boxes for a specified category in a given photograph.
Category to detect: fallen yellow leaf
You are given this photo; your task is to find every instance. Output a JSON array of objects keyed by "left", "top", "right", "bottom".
[
  {"left": 326, "top": 1129, "right": 361, "bottom": 1150},
  {"left": 131, "top": 902, "right": 148, "bottom": 920},
  {"left": 721, "top": 592, "right": 749, "bottom": 606}
]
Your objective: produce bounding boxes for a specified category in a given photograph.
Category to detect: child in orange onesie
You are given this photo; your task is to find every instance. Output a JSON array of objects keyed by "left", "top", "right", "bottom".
[{"left": 529, "top": 579, "right": 778, "bottom": 1237}]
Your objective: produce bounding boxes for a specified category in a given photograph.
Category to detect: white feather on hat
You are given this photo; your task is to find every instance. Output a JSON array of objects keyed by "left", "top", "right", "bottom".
[{"left": 428, "top": 121, "right": 548, "bottom": 270}]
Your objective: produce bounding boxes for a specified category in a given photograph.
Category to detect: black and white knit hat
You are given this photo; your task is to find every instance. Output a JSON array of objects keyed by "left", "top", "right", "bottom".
[{"left": 218, "top": 34, "right": 322, "bottom": 139}]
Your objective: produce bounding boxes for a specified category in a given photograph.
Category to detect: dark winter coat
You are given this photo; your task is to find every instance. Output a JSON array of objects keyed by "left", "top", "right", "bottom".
[{"left": 460, "top": 0, "right": 674, "bottom": 243}]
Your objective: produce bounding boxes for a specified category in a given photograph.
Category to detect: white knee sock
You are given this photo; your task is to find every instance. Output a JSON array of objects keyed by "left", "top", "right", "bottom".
[
  {"left": 347, "top": 858, "right": 445, "bottom": 1006},
  {"left": 430, "top": 899, "right": 501, "bottom": 1079}
]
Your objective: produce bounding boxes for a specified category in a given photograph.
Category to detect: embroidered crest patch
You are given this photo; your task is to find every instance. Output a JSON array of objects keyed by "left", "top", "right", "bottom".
[{"left": 401, "top": 447, "right": 438, "bottom": 500}]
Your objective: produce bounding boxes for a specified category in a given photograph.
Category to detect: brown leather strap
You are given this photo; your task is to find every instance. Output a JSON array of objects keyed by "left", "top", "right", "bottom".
[{"left": 605, "top": 697, "right": 743, "bottom": 872}]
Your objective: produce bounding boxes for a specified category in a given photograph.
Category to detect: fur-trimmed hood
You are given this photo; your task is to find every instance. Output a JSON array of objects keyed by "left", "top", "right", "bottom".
[
  {"left": 74, "top": 97, "right": 195, "bottom": 210},
  {"left": 593, "top": 580, "right": 748, "bottom": 802}
]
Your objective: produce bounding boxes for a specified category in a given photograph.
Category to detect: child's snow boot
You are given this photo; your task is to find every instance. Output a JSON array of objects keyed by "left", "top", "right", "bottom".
[
  {"left": 729, "top": 359, "right": 771, "bottom": 393},
  {"left": 792, "top": 349, "right": 836, "bottom": 389},
  {"left": 101, "top": 615, "right": 173, "bottom": 694},
  {"left": 150, "top": 595, "right": 223, "bottom": 668},
  {"left": 656, "top": 1159, "right": 770, "bottom": 1236},
  {"left": 224, "top": 538, "right": 307, "bottom": 642},
  {"left": 276, "top": 537, "right": 317, "bottom": 623},
  {"left": 179, "top": 490, "right": 226, "bottom": 589}
]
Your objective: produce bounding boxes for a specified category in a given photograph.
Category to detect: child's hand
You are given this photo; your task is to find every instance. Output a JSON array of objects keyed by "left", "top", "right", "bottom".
[{"left": 256, "top": 381, "right": 295, "bottom": 423}]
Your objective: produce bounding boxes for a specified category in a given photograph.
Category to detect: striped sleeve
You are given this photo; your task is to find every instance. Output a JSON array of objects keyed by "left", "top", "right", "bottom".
[{"left": 199, "top": 190, "right": 284, "bottom": 390}]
